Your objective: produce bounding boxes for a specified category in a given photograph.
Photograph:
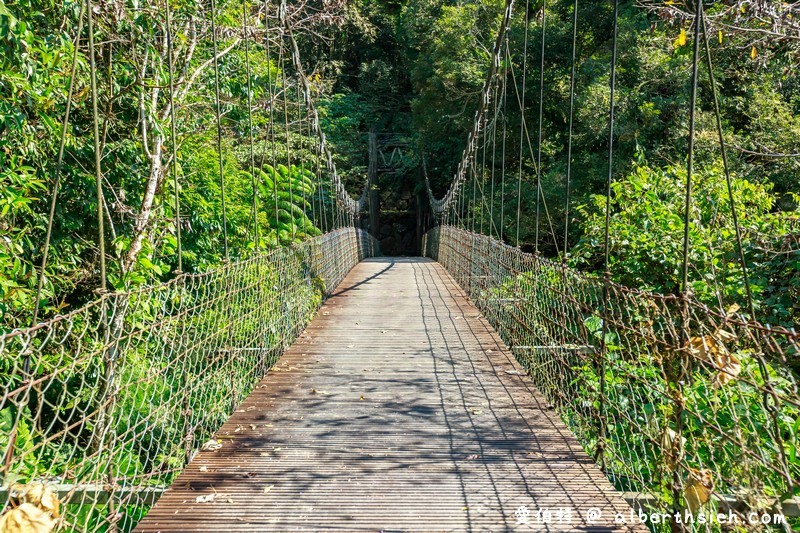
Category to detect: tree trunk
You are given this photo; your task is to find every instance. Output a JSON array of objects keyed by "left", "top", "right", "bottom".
[{"left": 123, "top": 135, "right": 165, "bottom": 274}]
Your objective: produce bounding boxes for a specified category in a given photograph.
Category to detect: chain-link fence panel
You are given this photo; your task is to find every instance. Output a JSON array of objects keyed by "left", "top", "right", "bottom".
[
  {"left": 0, "top": 228, "right": 378, "bottom": 532},
  {"left": 425, "top": 225, "right": 799, "bottom": 530}
]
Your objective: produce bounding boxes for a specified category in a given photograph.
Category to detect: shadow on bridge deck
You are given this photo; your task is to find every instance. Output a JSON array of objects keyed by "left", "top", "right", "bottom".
[{"left": 136, "top": 257, "right": 644, "bottom": 532}]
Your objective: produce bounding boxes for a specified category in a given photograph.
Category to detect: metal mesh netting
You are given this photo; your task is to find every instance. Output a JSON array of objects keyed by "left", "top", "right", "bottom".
[
  {"left": 425, "top": 225, "right": 800, "bottom": 527},
  {"left": 0, "top": 228, "right": 378, "bottom": 531}
]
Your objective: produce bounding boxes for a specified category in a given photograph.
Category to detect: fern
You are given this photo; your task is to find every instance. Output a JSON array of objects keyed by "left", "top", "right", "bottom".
[{"left": 253, "top": 164, "right": 322, "bottom": 244}]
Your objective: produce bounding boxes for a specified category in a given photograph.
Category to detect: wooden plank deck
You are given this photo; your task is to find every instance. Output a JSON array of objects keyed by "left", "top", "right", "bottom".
[{"left": 136, "top": 257, "right": 644, "bottom": 532}]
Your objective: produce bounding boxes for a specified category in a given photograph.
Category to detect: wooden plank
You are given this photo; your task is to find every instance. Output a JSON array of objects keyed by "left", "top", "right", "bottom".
[{"left": 135, "top": 257, "right": 645, "bottom": 531}]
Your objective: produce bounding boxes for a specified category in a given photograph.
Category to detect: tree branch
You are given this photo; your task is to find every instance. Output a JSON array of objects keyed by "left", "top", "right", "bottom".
[{"left": 176, "top": 37, "right": 241, "bottom": 103}]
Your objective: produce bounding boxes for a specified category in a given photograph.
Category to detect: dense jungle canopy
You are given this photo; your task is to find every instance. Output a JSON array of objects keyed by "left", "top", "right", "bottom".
[{"left": 1, "top": 0, "right": 799, "bottom": 334}]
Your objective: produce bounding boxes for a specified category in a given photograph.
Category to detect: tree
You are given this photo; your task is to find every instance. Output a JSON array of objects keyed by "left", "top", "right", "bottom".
[{"left": 570, "top": 153, "right": 785, "bottom": 316}]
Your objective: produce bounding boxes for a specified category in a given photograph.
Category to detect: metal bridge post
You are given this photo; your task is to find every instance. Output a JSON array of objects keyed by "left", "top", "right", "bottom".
[{"left": 368, "top": 127, "right": 380, "bottom": 239}]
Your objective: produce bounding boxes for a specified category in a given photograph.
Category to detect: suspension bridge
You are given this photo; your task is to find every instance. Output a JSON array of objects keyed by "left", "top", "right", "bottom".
[{"left": 1, "top": 0, "right": 799, "bottom": 531}]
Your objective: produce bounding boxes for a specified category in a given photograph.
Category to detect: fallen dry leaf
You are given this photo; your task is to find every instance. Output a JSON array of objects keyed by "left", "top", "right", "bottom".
[
  {"left": 688, "top": 331, "right": 741, "bottom": 386},
  {"left": 263, "top": 485, "right": 274, "bottom": 494},
  {"left": 10, "top": 484, "right": 60, "bottom": 519},
  {"left": 684, "top": 469, "right": 714, "bottom": 513},
  {"left": 201, "top": 439, "right": 223, "bottom": 451},
  {"left": 195, "top": 493, "right": 229, "bottom": 504},
  {"left": 660, "top": 427, "right": 686, "bottom": 471},
  {"left": 0, "top": 503, "right": 57, "bottom": 533}
]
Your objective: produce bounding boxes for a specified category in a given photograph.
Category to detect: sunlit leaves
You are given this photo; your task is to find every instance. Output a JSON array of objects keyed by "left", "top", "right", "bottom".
[
  {"left": 673, "top": 28, "right": 686, "bottom": 48},
  {"left": 570, "top": 156, "right": 779, "bottom": 306}
]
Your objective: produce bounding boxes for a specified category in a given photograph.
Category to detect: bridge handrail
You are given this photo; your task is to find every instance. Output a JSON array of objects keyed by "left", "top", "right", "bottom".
[
  {"left": 0, "top": 228, "right": 379, "bottom": 531},
  {"left": 425, "top": 225, "right": 800, "bottom": 523}
]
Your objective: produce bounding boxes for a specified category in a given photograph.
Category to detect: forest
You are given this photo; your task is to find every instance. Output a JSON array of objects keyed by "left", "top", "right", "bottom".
[
  {"left": 1, "top": 0, "right": 798, "bottom": 335},
  {"left": 1, "top": 0, "right": 799, "bottom": 530},
  {"left": 336, "top": 0, "right": 800, "bottom": 332}
]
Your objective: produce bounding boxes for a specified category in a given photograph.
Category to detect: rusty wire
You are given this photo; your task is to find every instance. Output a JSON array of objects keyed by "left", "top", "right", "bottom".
[
  {"left": 0, "top": 228, "right": 378, "bottom": 531},
  {"left": 424, "top": 225, "right": 799, "bottom": 528}
]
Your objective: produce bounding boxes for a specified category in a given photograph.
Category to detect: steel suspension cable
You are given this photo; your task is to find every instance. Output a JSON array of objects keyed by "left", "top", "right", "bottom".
[
  {"left": 499, "top": 40, "right": 510, "bottom": 242},
  {"left": 166, "top": 0, "right": 182, "bottom": 273},
  {"left": 210, "top": 0, "right": 229, "bottom": 259},
  {"left": 516, "top": 0, "right": 530, "bottom": 248},
  {"left": 307, "top": 39, "right": 327, "bottom": 234},
  {"left": 299, "top": 81, "right": 315, "bottom": 234},
  {"left": 564, "top": 0, "right": 579, "bottom": 259},
  {"left": 598, "top": 0, "right": 621, "bottom": 472},
  {"left": 303, "top": 90, "right": 316, "bottom": 233},
  {"left": 243, "top": 0, "right": 259, "bottom": 250},
  {"left": 534, "top": 0, "right": 546, "bottom": 254},
  {"left": 474, "top": 130, "right": 501, "bottom": 238},
  {"left": 281, "top": 27, "right": 294, "bottom": 241},
  {"left": 680, "top": 1, "right": 702, "bottom": 308},
  {"left": 471, "top": 154, "right": 477, "bottom": 233},
  {"left": 32, "top": 0, "right": 87, "bottom": 325},
  {"left": 270, "top": 11, "right": 282, "bottom": 235},
  {"left": 489, "top": 77, "right": 498, "bottom": 238},
  {"left": 480, "top": 114, "right": 488, "bottom": 235},
  {"left": 673, "top": 0, "right": 703, "bottom": 514},
  {"left": 88, "top": 0, "right": 106, "bottom": 292},
  {"left": 316, "top": 120, "right": 330, "bottom": 232},
  {"left": 460, "top": 171, "right": 465, "bottom": 229}
]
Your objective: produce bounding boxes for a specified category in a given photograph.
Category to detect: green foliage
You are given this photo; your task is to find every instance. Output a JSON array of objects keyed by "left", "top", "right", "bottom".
[
  {"left": 570, "top": 155, "right": 796, "bottom": 319},
  {"left": 400, "top": 0, "right": 504, "bottom": 181},
  {"left": 255, "top": 163, "right": 321, "bottom": 244},
  {"left": 464, "top": 228, "right": 800, "bottom": 526},
  {"left": 0, "top": 0, "right": 87, "bottom": 331},
  {"left": 746, "top": 218, "right": 800, "bottom": 331},
  {"left": 0, "top": 157, "right": 45, "bottom": 327},
  {"left": 0, "top": 0, "right": 336, "bottom": 329}
]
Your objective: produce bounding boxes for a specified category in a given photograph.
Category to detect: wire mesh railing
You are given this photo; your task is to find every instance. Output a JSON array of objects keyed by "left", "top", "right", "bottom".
[
  {"left": 425, "top": 225, "right": 800, "bottom": 529},
  {"left": 0, "top": 227, "right": 378, "bottom": 532}
]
